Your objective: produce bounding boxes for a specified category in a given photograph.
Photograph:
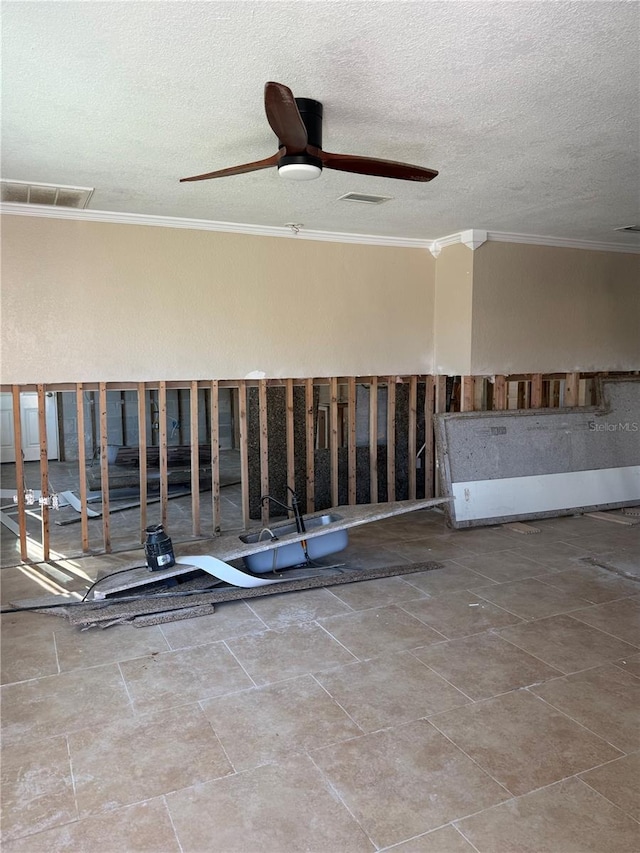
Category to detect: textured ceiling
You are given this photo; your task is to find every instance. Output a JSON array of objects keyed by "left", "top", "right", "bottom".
[{"left": 2, "top": 0, "right": 639, "bottom": 244}]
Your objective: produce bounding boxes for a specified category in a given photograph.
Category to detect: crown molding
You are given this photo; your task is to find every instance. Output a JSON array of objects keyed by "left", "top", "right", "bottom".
[
  {"left": 2, "top": 203, "right": 638, "bottom": 254},
  {"left": 0, "top": 203, "right": 431, "bottom": 249},
  {"left": 486, "top": 230, "right": 640, "bottom": 254}
]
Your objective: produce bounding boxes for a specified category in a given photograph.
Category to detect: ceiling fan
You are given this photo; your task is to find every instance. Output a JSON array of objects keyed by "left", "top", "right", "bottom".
[{"left": 180, "top": 81, "right": 438, "bottom": 184}]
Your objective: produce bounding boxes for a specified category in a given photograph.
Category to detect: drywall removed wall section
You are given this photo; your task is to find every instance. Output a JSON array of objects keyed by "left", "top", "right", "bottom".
[
  {"left": 0, "top": 215, "right": 435, "bottom": 384},
  {"left": 471, "top": 241, "right": 640, "bottom": 374},
  {"left": 435, "top": 377, "right": 640, "bottom": 528}
]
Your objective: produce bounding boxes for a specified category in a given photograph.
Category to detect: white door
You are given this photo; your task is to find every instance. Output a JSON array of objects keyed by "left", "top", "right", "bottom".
[{"left": 0, "top": 392, "right": 59, "bottom": 463}]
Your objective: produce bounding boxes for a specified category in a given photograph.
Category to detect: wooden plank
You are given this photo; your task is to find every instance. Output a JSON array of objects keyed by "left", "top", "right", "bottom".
[
  {"left": 408, "top": 375, "right": 417, "bottom": 500},
  {"left": 98, "top": 382, "right": 111, "bottom": 553},
  {"left": 285, "top": 378, "right": 295, "bottom": 499},
  {"left": 435, "top": 375, "right": 448, "bottom": 414},
  {"left": 305, "top": 378, "right": 315, "bottom": 513},
  {"left": 460, "top": 376, "right": 475, "bottom": 412},
  {"left": 565, "top": 372, "right": 580, "bottom": 407},
  {"left": 386, "top": 377, "right": 396, "bottom": 501},
  {"left": 259, "top": 379, "right": 269, "bottom": 525},
  {"left": 330, "top": 377, "right": 339, "bottom": 508},
  {"left": 493, "top": 375, "right": 507, "bottom": 410},
  {"left": 369, "top": 377, "right": 378, "bottom": 504},
  {"left": 137, "top": 383, "right": 148, "bottom": 541},
  {"left": 11, "top": 385, "right": 28, "bottom": 561},
  {"left": 238, "top": 380, "right": 250, "bottom": 528},
  {"left": 347, "top": 376, "right": 357, "bottom": 505},
  {"left": 530, "top": 374, "right": 543, "bottom": 408},
  {"left": 210, "top": 380, "right": 221, "bottom": 534},
  {"left": 190, "top": 381, "right": 201, "bottom": 536},
  {"left": 75, "top": 384, "right": 90, "bottom": 552},
  {"left": 424, "top": 376, "right": 435, "bottom": 499},
  {"left": 36, "top": 385, "right": 50, "bottom": 560},
  {"left": 158, "top": 381, "right": 169, "bottom": 529}
]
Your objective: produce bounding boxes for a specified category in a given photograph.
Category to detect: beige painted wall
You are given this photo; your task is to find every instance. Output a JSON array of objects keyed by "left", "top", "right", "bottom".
[
  {"left": 1, "top": 216, "right": 435, "bottom": 383},
  {"left": 471, "top": 242, "right": 640, "bottom": 374},
  {"left": 433, "top": 243, "right": 473, "bottom": 375}
]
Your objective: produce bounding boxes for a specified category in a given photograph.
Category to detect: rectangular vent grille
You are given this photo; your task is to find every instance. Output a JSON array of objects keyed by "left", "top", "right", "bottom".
[
  {"left": 338, "top": 192, "right": 393, "bottom": 205},
  {"left": 1, "top": 180, "right": 94, "bottom": 209},
  {"left": 614, "top": 225, "right": 640, "bottom": 233}
]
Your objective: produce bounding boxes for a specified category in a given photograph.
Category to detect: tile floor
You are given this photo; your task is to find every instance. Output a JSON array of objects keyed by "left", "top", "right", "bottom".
[{"left": 1, "top": 509, "right": 639, "bottom": 852}]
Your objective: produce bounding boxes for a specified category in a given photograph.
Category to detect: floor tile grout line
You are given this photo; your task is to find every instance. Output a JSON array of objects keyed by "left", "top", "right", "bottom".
[
  {"left": 116, "top": 660, "right": 136, "bottom": 711},
  {"left": 162, "top": 794, "right": 185, "bottom": 853},
  {"left": 526, "top": 690, "right": 631, "bottom": 755},
  {"left": 309, "top": 672, "right": 367, "bottom": 734},
  {"left": 394, "top": 602, "right": 516, "bottom": 642},
  {"left": 564, "top": 610, "right": 640, "bottom": 649},
  {"left": 423, "top": 717, "right": 514, "bottom": 800},
  {"left": 404, "top": 649, "right": 477, "bottom": 704},
  {"left": 65, "top": 733, "right": 81, "bottom": 824},
  {"left": 52, "top": 628, "right": 61, "bottom": 674},
  {"left": 578, "top": 774, "right": 640, "bottom": 826},
  {"left": 314, "top": 620, "right": 362, "bottom": 661},
  {"left": 221, "top": 638, "right": 259, "bottom": 687},
  {"left": 242, "top": 599, "right": 272, "bottom": 629},
  {"left": 305, "top": 751, "right": 381, "bottom": 851},
  {"left": 200, "top": 712, "right": 238, "bottom": 775}
]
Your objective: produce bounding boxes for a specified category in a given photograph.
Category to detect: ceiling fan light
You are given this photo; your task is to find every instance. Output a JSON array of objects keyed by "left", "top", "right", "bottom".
[{"left": 278, "top": 163, "right": 322, "bottom": 181}]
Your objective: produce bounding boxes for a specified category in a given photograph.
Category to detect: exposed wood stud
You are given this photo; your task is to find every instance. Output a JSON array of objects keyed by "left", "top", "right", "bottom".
[
  {"left": 158, "top": 381, "right": 169, "bottom": 530},
  {"left": 75, "top": 384, "right": 90, "bottom": 552},
  {"left": 461, "top": 375, "right": 475, "bottom": 412},
  {"left": 210, "top": 380, "right": 221, "bottom": 534},
  {"left": 330, "top": 377, "right": 339, "bottom": 508},
  {"left": 285, "top": 379, "right": 295, "bottom": 499},
  {"left": 37, "top": 385, "right": 50, "bottom": 561},
  {"left": 347, "top": 377, "right": 357, "bottom": 505},
  {"left": 137, "top": 383, "right": 148, "bottom": 542},
  {"left": 435, "top": 375, "right": 448, "bottom": 414},
  {"left": 238, "top": 380, "right": 250, "bottom": 529},
  {"left": 369, "top": 376, "right": 378, "bottom": 504},
  {"left": 190, "top": 380, "right": 201, "bottom": 536},
  {"left": 424, "top": 376, "right": 435, "bottom": 499},
  {"left": 386, "top": 377, "right": 396, "bottom": 501},
  {"left": 98, "top": 382, "right": 111, "bottom": 553},
  {"left": 305, "top": 378, "right": 315, "bottom": 513},
  {"left": 11, "top": 385, "right": 28, "bottom": 561},
  {"left": 565, "top": 372, "right": 580, "bottom": 407},
  {"left": 408, "top": 375, "right": 417, "bottom": 499},
  {"left": 259, "top": 379, "right": 270, "bottom": 525},
  {"left": 530, "top": 373, "right": 542, "bottom": 409},
  {"left": 493, "top": 375, "right": 507, "bottom": 410}
]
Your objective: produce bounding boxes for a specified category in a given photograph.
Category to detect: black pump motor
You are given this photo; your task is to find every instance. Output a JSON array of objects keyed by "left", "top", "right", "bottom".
[{"left": 144, "top": 524, "right": 176, "bottom": 572}]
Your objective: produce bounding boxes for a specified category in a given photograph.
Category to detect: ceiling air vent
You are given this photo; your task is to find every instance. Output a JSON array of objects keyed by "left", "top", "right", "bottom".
[
  {"left": 1, "top": 180, "right": 94, "bottom": 209},
  {"left": 338, "top": 192, "right": 393, "bottom": 205},
  {"left": 614, "top": 225, "right": 640, "bottom": 233}
]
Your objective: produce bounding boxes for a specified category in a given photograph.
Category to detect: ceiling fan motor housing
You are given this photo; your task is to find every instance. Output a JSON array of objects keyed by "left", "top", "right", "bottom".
[{"left": 278, "top": 98, "right": 323, "bottom": 172}]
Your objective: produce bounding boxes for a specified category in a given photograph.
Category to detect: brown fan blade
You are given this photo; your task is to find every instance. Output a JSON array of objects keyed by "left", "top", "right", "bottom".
[
  {"left": 180, "top": 148, "right": 285, "bottom": 182},
  {"left": 311, "top": 148, "right": 438, "bottom": 182},
  {"left": 264, "top": 82, "right": 308, "bottom": 153}
]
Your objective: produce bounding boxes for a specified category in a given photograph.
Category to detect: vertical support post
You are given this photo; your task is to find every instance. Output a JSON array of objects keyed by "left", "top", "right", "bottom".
[
  {"left": 285, "top": 379, "right": 295, "bottom": 499},
  {"left": 210, "top": 380, "right": 220, "bottom": 534},
  {"left": 424, "top": 376, "right": 435, "bottom": 499},
  {"left": 565, "top": 372, "right": 580, "bottom": 407},
  {"left": 11, "top": 385, "right": 28, "bottom": 561},
  {"left": 493, "top": 375, "right": 507, "bottom": 410},
  {"left": 330, "top": 377, "right": 339, "bottom": 507},
  {"left": 158, "top": 381, "right": 168, "bottom": 530},
  {"left": 37, "top": 385, "right": 50, "bottom": 561},
  {"left": 137, "top": 383, "right": 148, "bottom": 542},
  {"left": 98, "top": 382, "right": 111, "bottom": 553},
  {"left": 386, "top": 377, "right": 396, "bottom": 502},
  {"left": 75, "top": 383, "right": 90, "bottom": 552},
  {"left": 238, "top": 380, "right": 250, "bottom": 529},
  {"left": 305, "top": 378, "right": 315, "bottom": 513},
  {"left": 347, "top": 377, "right": 357, "bottom": 505},
  {"left": 460, "top": 376, "right": 475, "bottom": 412},
  {"left": 190, "top": 381, "right": 201, "bottom": 536},
  {"left": 369, "top": 376, "right": 378, "bottom": 504},
  {"left": 434, "top": 376, "right": 448, "bottom": 496},
  {"left": 531, "top": 373, "right": 543, "bottom": 408},
  {"left": 408, "top": 375, "right": 417, "bottom": 500},
  {"left": 258, "top": 379, "right": 269, "bottom": 525}
]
